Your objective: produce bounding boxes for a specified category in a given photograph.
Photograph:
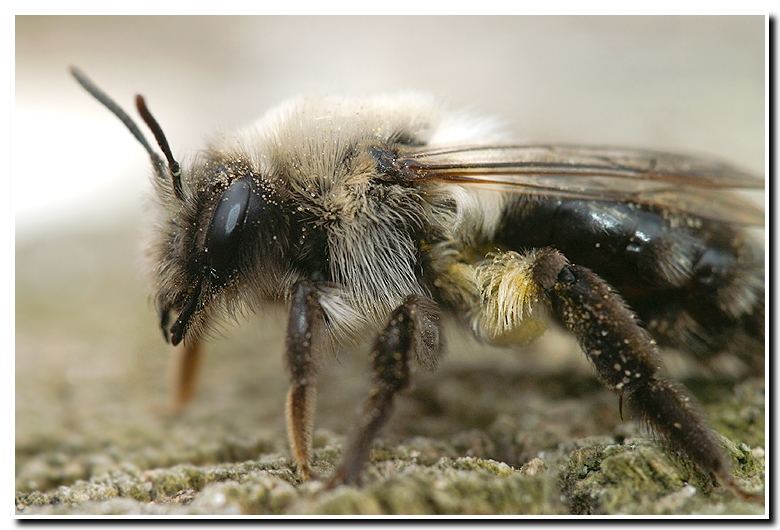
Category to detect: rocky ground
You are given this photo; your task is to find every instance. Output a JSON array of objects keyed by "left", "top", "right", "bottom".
[{"left": 15, "top": 223, "right": 766, "bottom": 516}]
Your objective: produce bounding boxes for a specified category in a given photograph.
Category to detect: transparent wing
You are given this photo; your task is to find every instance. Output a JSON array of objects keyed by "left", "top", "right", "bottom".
[{"left": 383, "top": 144, "right": 765, "bottom": 226}]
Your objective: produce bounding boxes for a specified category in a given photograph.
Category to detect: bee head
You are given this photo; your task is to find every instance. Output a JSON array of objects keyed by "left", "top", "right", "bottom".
[
  {"left": 153, "top": 157, "right": 293, "bottom": 346},
  {"left": 70, "top": 67, "right": 295, "bottom": 346}
]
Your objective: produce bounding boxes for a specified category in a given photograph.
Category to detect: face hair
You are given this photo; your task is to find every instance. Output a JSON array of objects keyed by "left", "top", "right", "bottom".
[
  {"left": 69, "top": 66, "right": 164, "bottom": 172},
  {"left": 135, "top": 95, "right": 184, "bottom": 200}
]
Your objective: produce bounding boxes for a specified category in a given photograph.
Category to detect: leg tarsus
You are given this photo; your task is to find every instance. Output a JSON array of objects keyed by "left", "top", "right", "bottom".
[{"left": 286, "top": 385, "right": 317, "bottom": 481}]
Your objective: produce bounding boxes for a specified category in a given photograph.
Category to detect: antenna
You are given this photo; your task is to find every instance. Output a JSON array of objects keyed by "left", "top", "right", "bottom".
[
  {"left": 70, "top": 66, "right": 183, "bottom": 200},
  {"left": 69, "top": 66, "right": 165, "bottom": 173},
  {"left": 135, "top": 95, "right": 184, "bottom": 200}
]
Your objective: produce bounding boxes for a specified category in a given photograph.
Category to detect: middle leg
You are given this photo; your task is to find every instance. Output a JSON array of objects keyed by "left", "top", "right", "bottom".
[{"left": 328, "top": 295, "right": 441, "bottom": 487}]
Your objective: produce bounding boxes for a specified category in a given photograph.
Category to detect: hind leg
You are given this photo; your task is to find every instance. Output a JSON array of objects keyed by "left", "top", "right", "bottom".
[
  {"left": 473, "top": 248, "right": 761, "bottom": 501},
  {"left": 534, "top": 248, "right": 760, "bottom": 500}
]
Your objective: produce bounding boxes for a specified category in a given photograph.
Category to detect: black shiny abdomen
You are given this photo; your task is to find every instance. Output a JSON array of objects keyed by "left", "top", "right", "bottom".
[
  {"left": 498, "top": 198, "right": 701, "bottom": 290},
  {"left": 495, "top": 196, "right": 763, "bottom": 361}
]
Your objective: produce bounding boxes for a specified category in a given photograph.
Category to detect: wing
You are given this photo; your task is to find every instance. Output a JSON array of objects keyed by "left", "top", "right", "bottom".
[{"left": 377, "top": 145, "right": 765, "bottom": 226}]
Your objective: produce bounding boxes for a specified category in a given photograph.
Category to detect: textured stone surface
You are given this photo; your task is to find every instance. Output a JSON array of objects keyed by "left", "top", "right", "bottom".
[{"left": 16, "top": 227, "right": 766, "bottom": 516}]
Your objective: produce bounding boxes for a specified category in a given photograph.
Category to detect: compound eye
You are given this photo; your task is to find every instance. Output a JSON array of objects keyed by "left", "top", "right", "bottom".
[{"left": 204, "top": 176, "right": 252, "bottom": 271}]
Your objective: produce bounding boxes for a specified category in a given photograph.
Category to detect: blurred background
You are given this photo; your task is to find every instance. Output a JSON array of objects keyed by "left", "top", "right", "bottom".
[
  {"left": 15, "top": 16, "right": 766, "bottom": 514},
  {"left": 16, "top": 16, "right": 765, "bottom": 234}
]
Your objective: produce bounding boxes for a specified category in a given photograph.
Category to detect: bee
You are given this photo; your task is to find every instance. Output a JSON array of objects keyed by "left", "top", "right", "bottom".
[{"left": 71, "top": 67, "right": 764, "bottom": 500}]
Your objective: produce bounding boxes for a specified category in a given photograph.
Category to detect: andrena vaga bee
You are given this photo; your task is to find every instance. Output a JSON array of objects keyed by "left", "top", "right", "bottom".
[{"left": 71, "top": 67, "right": 764, "bottom": 500}]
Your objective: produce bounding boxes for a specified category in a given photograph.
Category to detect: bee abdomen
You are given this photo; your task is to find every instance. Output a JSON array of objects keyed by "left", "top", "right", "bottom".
[
  {"left": 494, "top": 197, "right": 763, "bottom": 362},
  {"left": 497, "top": 199, "right": 703, "bottom": 287}
]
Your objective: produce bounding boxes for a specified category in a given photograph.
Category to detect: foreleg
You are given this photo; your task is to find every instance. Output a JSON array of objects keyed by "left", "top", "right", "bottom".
[{"left": 285, "top": 280, "right": 326, "bottom": 480}]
